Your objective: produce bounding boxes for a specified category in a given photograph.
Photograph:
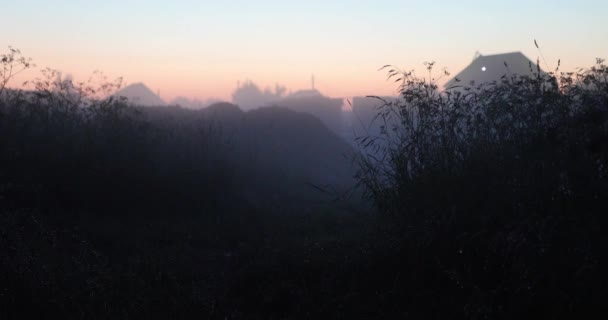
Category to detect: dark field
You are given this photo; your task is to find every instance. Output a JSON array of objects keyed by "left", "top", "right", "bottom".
[{"left": 1, "top": 49, "right": 608, "bottom": 319}]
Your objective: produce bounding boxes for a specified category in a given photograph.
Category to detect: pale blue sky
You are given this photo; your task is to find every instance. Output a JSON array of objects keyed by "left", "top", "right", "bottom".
[{"left": 2, "top": 0, "right": 606, "bottom": 100}]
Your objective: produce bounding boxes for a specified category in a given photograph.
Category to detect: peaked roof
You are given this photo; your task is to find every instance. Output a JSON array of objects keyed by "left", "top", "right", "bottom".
[
  {"left": 115, "top": 82, "right": 165, "bottom": 106},
  {"left": 445, "top": 52, "right": 544, "bottom": 88}
]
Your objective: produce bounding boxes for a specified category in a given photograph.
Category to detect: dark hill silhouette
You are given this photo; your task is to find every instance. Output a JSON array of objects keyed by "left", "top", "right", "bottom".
[
  {"left": 203, "top": 102, "right": 245, "bottom": 119},
  {"left": 200, "top": 102, "right": 246, "bottom": 134},
  {"left": 240, "top": 106, "right": 357, "bottom": 205},
  {"left": 170, "top": 96, "right": 204, "bottom": 109},
  {"left": 170, "top": 96, "right": 224, "bottom": 109},
  {"left": 115, "top": 82, "right": 165, "bottom": 106},
  {"left": 135, "top": 104, "right": 357, "bottom": 206},
  {"left": 244, "top": 106, "right": 353, "bottom": 172},
  {"left": 273, "top": 91, "right": 344, "bottom": 136},
  {"left": 231, "top": 80, "right": 345, "bottom": 136}
]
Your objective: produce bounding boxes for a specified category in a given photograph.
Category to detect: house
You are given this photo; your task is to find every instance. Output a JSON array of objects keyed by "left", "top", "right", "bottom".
[
  {"left": 114, "top": 82, "right": 166, "bottom": 107},
  {"left": 445, "top": 52, "right": 545, "bottom": 89}
]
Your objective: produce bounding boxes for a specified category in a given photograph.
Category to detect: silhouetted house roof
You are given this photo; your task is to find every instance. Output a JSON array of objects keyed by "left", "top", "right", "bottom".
[
  {"left": 114, "top": 82, "right": 165, "bottom": 106},
  {"left": 445, "top": 52, "right": 544, "bottom": 88}
]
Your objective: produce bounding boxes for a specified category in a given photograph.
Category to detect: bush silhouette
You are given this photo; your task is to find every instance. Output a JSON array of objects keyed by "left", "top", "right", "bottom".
[
  {"left": 3, "top": 45, "right": 608, "bottom": 319},
  {"left": 354, "top": 58, "right": 608, "bottom": 318}
]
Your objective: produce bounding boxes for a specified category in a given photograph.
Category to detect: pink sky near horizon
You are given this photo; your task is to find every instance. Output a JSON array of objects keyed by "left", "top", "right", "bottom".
[
  {"left": 2, "top": 1, "right": 606, "bottom": 103},
  {"left": 6, "top": 47, "right": 602, "bottom": 103}
]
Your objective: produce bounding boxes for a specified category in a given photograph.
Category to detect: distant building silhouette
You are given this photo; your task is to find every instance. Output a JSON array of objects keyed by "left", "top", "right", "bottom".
[
  {"left": 231, "top": 80, "right": 344, "bottom": 134},
  {"left": 232, "top": 80, "right": 284, "bottom": 110},
  {"left": 114, "top": 82, "right": 166, "bottom": 106},
  {"left": 445, "top": 52, "right": 545, "bottom": 89}
]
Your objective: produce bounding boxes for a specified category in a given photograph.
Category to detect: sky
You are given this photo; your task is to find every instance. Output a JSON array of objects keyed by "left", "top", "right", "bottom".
[{"left": 2, "top": 0, "right": 607, "bottom": 102}]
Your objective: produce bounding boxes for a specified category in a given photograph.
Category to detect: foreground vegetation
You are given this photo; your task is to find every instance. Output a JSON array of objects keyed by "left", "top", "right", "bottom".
[
  {"left": 355, "top": 59, "right": 608, "bottom": 318},
  {"left": 1, "top": 47, "right": 607, "bottom": 319}
]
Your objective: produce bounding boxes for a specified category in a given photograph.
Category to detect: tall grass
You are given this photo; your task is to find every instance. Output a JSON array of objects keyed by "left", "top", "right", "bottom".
[
  {"left": 0, "top": 51, "right": 233, "bottom": 213},
  {"left": 354, "top": 57, "right": 608, "bottom": 317},
  {"left": 3, "top": 45, "right": 608, "bottom": 318}
]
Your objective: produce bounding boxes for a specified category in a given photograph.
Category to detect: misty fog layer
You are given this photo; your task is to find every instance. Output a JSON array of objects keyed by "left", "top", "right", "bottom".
[{"left": 2, "top": 46, "right": 608, "bottom": 319}]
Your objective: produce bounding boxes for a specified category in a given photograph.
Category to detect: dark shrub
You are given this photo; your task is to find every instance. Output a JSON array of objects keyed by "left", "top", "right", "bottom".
[{"left": 355, "top": 59, "right": 608, "bottom": 318}]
